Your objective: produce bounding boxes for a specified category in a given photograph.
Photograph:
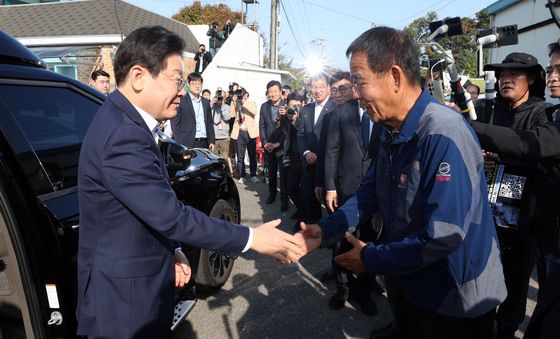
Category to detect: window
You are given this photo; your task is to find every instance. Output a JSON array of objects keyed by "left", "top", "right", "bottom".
[{"left": 0, "top": 84, "right": 100, "bottom": 194}]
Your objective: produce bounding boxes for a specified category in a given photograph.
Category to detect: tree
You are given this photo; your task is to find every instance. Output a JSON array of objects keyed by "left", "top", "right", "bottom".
[
  {"left": 172, "top": 1, "right": 243, "bottom": 29},
  {"left": 403, "top": 9, "right": 491, "bottom": 78}
]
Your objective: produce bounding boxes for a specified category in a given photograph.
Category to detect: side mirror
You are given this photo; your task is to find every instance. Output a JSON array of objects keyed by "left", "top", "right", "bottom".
[{"left": 159, "top": 140, "right": 196, "bottom": 178}]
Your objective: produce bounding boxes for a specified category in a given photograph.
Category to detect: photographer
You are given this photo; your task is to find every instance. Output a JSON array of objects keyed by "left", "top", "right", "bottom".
[
  {"left": 266, "top": 93, "right": 304, "bottom": 216},
  {"left": 230, "top": 88, "right": 259, "bottom": 184},
  {"left": 194, "top": 44, "right": 212, "bottom": 73},
  {"left": 211, "top": 90, "right": 233, "bottom": 174},
  {"left": 473, "top": 52, "right": 549, "bottom": 339},
  {"left": 206, "top": 21, "right": 223, "bottom": 57}
]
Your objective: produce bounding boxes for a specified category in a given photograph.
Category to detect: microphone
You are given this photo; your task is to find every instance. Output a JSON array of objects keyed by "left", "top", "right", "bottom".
[
  {"left": 476, "top": 34, "right": 498, "bottom": 46},
  {"left": 427, "top": 24, "right": 448, "bottom": 42},
  {"left": 485, "top": 71, "right": 496, "bottom": 101}
]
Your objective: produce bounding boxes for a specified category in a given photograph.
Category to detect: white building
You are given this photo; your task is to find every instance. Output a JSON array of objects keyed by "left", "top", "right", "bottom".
[
  {"left": 487, "top": 0, "right": 560, "bottom": 70},
  {"left": 191, "top": 23, "right": 294, "bottom": 107}
]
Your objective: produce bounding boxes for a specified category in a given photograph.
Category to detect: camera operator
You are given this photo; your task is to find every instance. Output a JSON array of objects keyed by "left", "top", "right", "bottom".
[
  {"left": 223, "top": 19, "right": 234, "bottom": 40},
  {"left": 230, "top": 88, "right": 259, "bottom": 184},
  {"left": 194, "top": 44, "right": 212, "bottom": 73},
  {"left": 225, "top": 82, "right": 239, "bottom": 106},
  {"left": 266, "top": 93, "right": 304, "bottom": 216},
  {"left": 211, "top": 90, "right": 233, "bottom": 174},
  {"left": 206, "top": 21, "right": 223, "bottom": 57},
  {"left": 471, "top": 52, "right": 549, "bottom": 339}
]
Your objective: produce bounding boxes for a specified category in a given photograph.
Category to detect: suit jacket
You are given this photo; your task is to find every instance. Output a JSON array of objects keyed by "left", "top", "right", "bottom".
[
  {"left": 297, "top": 98, "right": 336, "bottom": 187},
  {"left": 259, "top": 99, "right": 285, "bottom": 144},
  {"left": 194, "top": 51, "right": 212, "bottom": 73},
  {"left": 230, "top": 100, "right": 259, "bottom": 140},
  {"left": 76, "top": 90, "right": 249, "bottom": 338},
  {"left": 324, "top": 100, "right": 372, "bottom": 202},
  {"left": 172, "top": 94, "right": 215, "bottom": 147}
]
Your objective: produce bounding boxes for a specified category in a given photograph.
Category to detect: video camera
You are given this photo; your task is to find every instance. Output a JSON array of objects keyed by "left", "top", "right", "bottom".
[
  {"left": 286, "top": 105, "right": 298, "bottom": 119},
  {"left": 215, "top": 87, "right": 224, "bottom": 101}
]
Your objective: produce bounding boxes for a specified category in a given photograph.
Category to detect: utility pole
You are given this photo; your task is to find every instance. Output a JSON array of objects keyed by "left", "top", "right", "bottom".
[{"left": 269, "top": 0, "right": 278, "bottom": 69}]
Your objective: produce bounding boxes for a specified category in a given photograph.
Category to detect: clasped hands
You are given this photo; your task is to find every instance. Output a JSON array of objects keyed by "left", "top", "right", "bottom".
[{"left": 251, "top": 219, "right": 368, "bottom": 273}]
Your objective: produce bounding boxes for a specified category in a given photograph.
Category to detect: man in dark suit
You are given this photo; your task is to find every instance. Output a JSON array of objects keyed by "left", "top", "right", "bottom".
[
  {"left": 76, "top": 26, "right": 303, "bottom": 339},
  {"left": 172, "top": 72, "right": 215, "bottom": 150},
  {"left": 194, "top": 44, "right": 212, "bottom": 73},
  {"left": 297, "top": 73, "right": 336, "bottom": 223},
  {"left": 323, "top": 71, "right": 377, "bottom": 316},
  {"left": 259, "top": 80, "right": 286, "bottom": 205}
]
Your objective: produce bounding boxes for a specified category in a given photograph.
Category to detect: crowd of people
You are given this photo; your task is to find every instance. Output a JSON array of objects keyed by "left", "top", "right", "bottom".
[{"left": 78, "top": 22, "right": 560, "bottom": 339}]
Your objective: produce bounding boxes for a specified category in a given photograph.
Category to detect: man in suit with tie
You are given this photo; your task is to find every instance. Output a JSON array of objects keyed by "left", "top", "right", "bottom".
[
  {"left": 172, "top": 72, "right": 215, "bottom": 150},
  {"left": 76, "top": 26, "right": 304, "bottom": 339},
  {"left": 259, "top": 80, "right": 287, "bottom": 205},
  {"left": 323, "top": 71, "right": 378, "bottom": 315},
  {"left": 297, "top": 73, "right": 336, "bottom": 223}
]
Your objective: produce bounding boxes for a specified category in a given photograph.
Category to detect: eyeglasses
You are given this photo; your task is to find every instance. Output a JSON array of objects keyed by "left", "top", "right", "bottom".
[
  {"left": 188, "top": 79, "right": 203, "bottom": 86},
  {"left": 311, "top": 85, "right": 327, "bottom": 91},
  {"left": 330, "top": 85, "right": 351, "bottom": 95},
  {"left": 163, "top": 73, "right": 187, "bottom": 92}
]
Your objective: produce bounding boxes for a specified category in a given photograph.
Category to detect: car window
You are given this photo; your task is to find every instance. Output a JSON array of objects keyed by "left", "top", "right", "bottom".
[{"left": 0, "top": 85, "right": 99, "bottom": 194}]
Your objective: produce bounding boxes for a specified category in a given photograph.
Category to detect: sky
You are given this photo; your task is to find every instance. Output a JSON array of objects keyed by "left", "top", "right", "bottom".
[{"left": 129, "top": 0, "right": 496, "bottom": 70}]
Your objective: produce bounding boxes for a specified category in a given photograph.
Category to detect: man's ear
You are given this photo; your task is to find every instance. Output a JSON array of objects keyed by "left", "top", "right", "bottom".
[
  {"left": 128, "top": 65, "right": 146, "bottom": 92},
  {"left": 391, "top": 66, "right": 402, "bottom": 92}
]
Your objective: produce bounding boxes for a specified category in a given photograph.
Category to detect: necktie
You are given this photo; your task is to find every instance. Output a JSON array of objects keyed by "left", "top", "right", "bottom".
[{"left": 361, "top": 114, "right": 370, "bottom": 151}]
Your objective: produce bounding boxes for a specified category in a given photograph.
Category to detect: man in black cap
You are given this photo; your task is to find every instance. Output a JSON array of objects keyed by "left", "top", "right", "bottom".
[{"left": 475, "top": 52, "right": 549, "bottom": 339}]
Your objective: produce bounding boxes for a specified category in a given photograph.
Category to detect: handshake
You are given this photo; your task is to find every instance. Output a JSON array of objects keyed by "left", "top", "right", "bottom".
[{"left": 250, "top": 219, "right": 368, "bottom": 272}]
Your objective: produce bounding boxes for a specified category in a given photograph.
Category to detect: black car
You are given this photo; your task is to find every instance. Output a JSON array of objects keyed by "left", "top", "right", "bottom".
[{"left": 0, "top": 30, "right": 240, "bottom": 338}]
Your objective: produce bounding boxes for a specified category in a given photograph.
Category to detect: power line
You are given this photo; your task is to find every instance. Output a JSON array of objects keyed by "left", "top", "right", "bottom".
[
  {"left": 301, "top": 0, "right": 374, "bottom": 25},
  {"left": 279, "top": 0, "right": 306, "bottom": 58},
  {"left": 388, "top": 0, "right": 449, "bottom": 25}
]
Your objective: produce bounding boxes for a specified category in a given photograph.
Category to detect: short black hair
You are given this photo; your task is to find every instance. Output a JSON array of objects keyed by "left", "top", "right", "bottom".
[
  {"left": 329, "top": 71, "right": 352, "bottom": 86},
  {"left": 199, "top": 44, "right": 206, "bottom": 48},
  {"left": 113, "top": 26, "right": 185, "bottom": 86},
  {"left": 310, "top": 73, "right": 329, "bottom": 86},
  {"left": 202, "top": 89, "right": 211, "bottom": 95},
  {"left": 466, "top": 83, "right": 480, "bottom": 95},
  {"left": 282, "top": 84, "right": 292, "bottom": 91},
  {"left": 287, "top": 92, "right": 304, "bottom": 102},
  {"left": 91, "top": 69, "right": 110, "bottom": 81},
  {"left": 346, "top": 26, "right": 421, "bottom": 86},
  {"left": 549, "top": 40, "right": 560, "bottom": 57},
  {"left": 266, "top": 80, "right": 282, "bottom": 92},
  {"left": 187, "top": 72, "right": 203, "bottom": 83}
]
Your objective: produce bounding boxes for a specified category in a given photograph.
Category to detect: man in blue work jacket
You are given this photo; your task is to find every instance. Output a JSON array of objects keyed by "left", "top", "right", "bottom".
[{"left": 296, "top": 27, "right": 506, "bottom": 339}]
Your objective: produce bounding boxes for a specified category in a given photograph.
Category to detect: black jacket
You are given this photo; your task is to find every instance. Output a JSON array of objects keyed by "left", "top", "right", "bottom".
[
  {"left": 172, "top": 95, "right": 215, "bottom": 148},
  {"left": 472, "top": 98, "right": 559, "bottom": 241},
  {"left": 194, "top": 51, "right": 212, "bottom": 73}
]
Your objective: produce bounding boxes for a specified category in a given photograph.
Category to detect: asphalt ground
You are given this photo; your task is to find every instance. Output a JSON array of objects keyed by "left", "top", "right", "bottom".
[{"left": 174, "top": 177, "right": 537, "bottom": 339}]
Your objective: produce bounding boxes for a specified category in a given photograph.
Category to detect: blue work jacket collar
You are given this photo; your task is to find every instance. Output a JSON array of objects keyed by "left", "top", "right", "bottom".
[{"left": 382, "top": 89, "right": 433, "bottom": 145}]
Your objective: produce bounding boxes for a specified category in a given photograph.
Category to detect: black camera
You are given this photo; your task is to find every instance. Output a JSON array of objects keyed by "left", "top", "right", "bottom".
[
  {"left": 286, "top": 105, "right": 298, "bottom": 119},
  {"left": 235, "top": 88, "right": 246, "bottom": 101},
  {"left": 215, "top": 88, "right": 224, "bottom": 101}
]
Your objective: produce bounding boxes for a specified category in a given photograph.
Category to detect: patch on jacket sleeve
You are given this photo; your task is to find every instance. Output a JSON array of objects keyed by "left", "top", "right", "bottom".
[{"left": 435, "top": 162, "right": 451, "bottom": 182}]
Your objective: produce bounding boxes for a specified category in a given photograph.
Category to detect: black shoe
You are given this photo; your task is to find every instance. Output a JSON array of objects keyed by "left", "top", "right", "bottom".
[
  {"left": 349, "top": 289, "right": 378, "bottom": 316},
  {"left": 280, "top": 200, "right": 289, "bottom": 212},
  {"left": 369, "top": 322, "right": 397, "bottom": 339},
  {"left": 328, "top": 288, "right": 348, "bottom": 310},
  {"left": 266, "top": 194, "right": 276, "bottom": 204}
]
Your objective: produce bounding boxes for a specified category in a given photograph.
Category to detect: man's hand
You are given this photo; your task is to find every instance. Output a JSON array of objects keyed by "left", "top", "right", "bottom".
[
  {"left": 209, "top": 143, "right": 215, "bottom": 152},
  {"left": 305, "top": 152, "right": 317, "bottom": 165},
  {"left": 482, "top": 150, "right": 498, "bottom": 173},
  {"left": 175, "top": 260, "right": 192, "bottom": 288},
  {"left": 293, "top": 222, "right": 323, "bottom": 260},
  {"left": 325, "top": 191, "right": 338, "bottom": 213},
  {"left": 278, "top": 105, "right": 287, "bottom": 116},
  {"left": 264, "top": 142, "right": 274, "bottom": 153},
  {"left": 334, "top": 232, "right": 367, "bottom": 273},
  {"left": 251, "top": 219, "right": 304, "bottom": 263},
  {"left": 314, "top": 186, "right": 324, "bottom": 202}
]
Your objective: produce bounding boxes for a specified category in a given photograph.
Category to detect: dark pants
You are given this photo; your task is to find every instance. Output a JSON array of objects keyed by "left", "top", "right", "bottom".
[
  {"left": 406, "top": 299, "right": 496, "bottom": 339},
  {"left": 495, "top": 227, "right": 535, "bottom": 338},
  {"left": 266, "top": 153, "right": 287, "bottom": 201},
  {"left": 301, "top": 165, "right": 321, "bottom": 223},
  {"left": 194, "top": 138, "right": 209, "bottom": 148},
  {"left": 535, "top": 238, "right": 560, "bottom": 303},
  {"left": 235, "top": 130, "right": 256, "bottom": 178},
  {"left": 284, "top": 162, "right": 303, "bottom": 213}
]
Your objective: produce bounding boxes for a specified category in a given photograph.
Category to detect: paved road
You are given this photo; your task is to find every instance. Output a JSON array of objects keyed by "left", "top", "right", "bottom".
[{"left": 174, "top": 178, "right": 537, "bottom": 339}]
